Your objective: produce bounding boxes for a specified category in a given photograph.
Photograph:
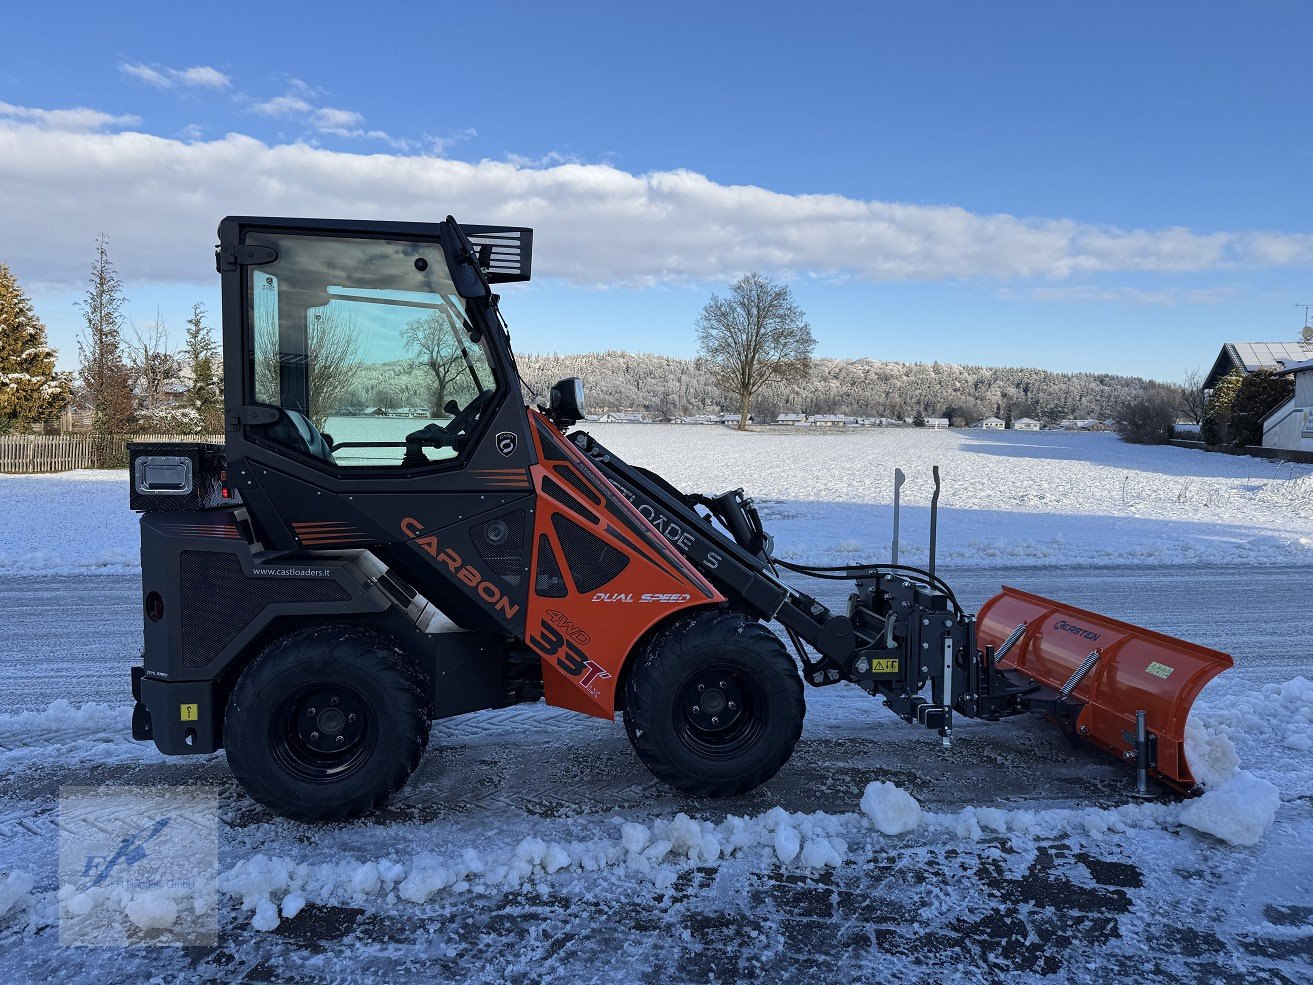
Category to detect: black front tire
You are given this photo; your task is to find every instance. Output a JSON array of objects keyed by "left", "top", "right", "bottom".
[
  {"left": 623, "top": 610, "right": 805, "bottom": 797},
  {"left": 225, "top": 625, "right": 430, "bottom": 821}
]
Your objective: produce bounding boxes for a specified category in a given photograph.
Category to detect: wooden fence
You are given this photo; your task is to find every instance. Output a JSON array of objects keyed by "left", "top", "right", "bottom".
[{"left": 0, "top": 434, "right": 226, "bottom": 474}]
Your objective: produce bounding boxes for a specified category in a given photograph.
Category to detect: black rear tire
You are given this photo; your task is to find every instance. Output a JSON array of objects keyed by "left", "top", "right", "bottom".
[
  {"left": 623, "top": 609, "right": 805, "bottom": 797},
  {"left": 225, "top": 625, "right": 430, "bottom": 821}
]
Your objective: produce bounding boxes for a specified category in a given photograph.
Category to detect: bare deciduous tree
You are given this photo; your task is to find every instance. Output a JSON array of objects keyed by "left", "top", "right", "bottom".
[
  {"left": 696, "top": 273, "right": 816, "bottom": 431},
  {"left": 253, "top": 296, "right": 366, "bottom": 428},
  {"left": 1178, "top": 367, "right": 1206, "bottom": 424},
  {"left": 404, "top": 311, "right": 468, "bottom": 415},
  {"left": 128, "top": 310, "right": 184, "bottom": 422},
  {"left": 306, "top": 308, "right": 365, "bottom": 428}
]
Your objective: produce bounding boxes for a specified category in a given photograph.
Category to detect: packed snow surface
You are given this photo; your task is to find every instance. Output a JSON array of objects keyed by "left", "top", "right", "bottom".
[{"left": 3, "top": 427, "right": 1312, "bottom": 574}]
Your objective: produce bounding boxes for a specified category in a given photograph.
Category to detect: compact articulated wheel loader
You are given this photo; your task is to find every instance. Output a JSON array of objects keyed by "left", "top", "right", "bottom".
[{"left": 129, "top": 216, "right": 1232, "bottom": 819}]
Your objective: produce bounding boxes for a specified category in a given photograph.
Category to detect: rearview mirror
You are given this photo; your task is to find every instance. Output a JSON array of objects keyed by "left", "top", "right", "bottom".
[{"left": 549, "top": 377, "right": 586, "bottom": 428}]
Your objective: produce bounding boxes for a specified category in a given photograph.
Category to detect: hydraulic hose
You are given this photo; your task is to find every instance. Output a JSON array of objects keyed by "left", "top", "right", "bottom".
[{"left": 769, "top": 556, "right": 963, "bottom": 614}]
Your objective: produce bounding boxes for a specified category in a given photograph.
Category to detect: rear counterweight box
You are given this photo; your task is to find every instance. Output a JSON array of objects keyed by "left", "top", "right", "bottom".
[{"left": 129, "top": 442, "right": 227, "bottom": 512}]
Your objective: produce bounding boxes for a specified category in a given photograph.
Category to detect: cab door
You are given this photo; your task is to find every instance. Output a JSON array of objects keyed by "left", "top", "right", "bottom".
[{"left": 216, "top": 216, "right": 536, "bottom": 635}]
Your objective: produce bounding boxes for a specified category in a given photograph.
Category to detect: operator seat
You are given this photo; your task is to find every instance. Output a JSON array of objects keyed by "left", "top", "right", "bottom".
[{"left": 271, "top": 409, "right": 338, "bottom": 465}]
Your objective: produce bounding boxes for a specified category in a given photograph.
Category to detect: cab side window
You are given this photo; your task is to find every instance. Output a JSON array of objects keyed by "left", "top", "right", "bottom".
[{"left": 247, "top": 232, "right": 498, "bottom": 468}]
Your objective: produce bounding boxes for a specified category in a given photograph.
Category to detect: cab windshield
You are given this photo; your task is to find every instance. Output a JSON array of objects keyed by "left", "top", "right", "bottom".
[{"left": 247, "top": 232, "right": 499, "bottom": 467}]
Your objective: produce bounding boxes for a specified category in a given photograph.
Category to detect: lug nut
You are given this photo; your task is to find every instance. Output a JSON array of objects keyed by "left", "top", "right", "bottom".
[
  {"left": 692, "top": 705, "right": 701, "bottom": 714},
  {"left": 697, "top": 683, "right": 705, "bottom": 691},
  {"left": 310, "top": 731, "right": 320, "bottom": 740},
  {"left": 331, "top": 696, "right": 339, "bottom": 706},
  {"left": 719, "top": 681, "right": 726, "bottom": 689},
  {"left": 307, "top": 708, "right": 316, "bottom": 716},
  {"left": 348, "top": 714, "right": 356, "bottom": 724},
  {"left": 336, "top": 735, "right": 345, "bottom": 745},
  {"left": 711, "top": 717, "right": 720, "bottom": 725},
  {"left": 727, "top": 702, "right": 737, "bottom": 710}
]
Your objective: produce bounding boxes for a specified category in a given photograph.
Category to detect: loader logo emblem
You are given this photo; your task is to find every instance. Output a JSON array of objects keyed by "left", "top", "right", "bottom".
[
  {"left": 495, "top": 431, "right": 517, "bottom": 457},
  {"left": 1054, "top": 619, "right": 1102, "bottom": 643}
]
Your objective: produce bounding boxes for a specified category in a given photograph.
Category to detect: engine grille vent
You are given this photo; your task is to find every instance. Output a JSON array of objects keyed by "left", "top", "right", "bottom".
[
  {"left": 472, "top": 509, "right": 526, "bottom": 586},
  {"left": 178, "top": 551, "right": 349, "bottom": 669},
  {"left": 534, "top": 534, "right": 568, "bottom": 598},
  {"left": 550, "top": 514, "right": 630, "bottom": 595}
]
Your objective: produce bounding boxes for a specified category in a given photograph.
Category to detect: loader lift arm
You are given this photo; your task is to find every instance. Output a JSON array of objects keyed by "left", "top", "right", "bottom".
[{"left": 568, "top": 431, "right": 989, "bottom": 737}]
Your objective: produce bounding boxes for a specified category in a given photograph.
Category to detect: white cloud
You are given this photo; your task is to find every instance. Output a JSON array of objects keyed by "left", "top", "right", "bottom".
[
  {"left": 120, "top": 62, "right": 230, "bottom": 90},
  {"left": 251, "top": 94, "right": 315, "bottom": 118},
  {"left": 0, "top": 101, "right": 139, "bottom": 132},
  {"left": 311, "top": 106, "right": 364, "bottom": 130},
  {"left": 0, "top": 114, "right": 1309, "bottom": 291},
  {"left": 249, "top": 92, "right": 395, "bottom": 145}
]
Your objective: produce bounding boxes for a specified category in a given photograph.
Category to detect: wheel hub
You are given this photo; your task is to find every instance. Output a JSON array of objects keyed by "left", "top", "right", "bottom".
[
  {"left": 681, "top": 672, "right": 744, "bottom": 733},
  {"left": 291, "top": 687, "right": 367, "bottom": 755}
]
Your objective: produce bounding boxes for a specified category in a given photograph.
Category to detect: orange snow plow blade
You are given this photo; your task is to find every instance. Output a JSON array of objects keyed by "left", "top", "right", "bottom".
[{"left": 976, "top": 587, "right": 1233, "bottom": 793}]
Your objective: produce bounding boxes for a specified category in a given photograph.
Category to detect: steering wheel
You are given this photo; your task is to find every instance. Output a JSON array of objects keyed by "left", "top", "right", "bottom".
[
  {"left": 444, "top": 389, "right": 493, "bottom": 440},
  {"left": 403, "top": 390, "right": 494, "bottom": 464}
]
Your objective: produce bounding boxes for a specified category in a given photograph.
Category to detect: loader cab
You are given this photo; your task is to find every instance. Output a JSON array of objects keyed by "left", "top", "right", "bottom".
[{"left": 219, "top": 216, "right": 530, "bottom": 474}]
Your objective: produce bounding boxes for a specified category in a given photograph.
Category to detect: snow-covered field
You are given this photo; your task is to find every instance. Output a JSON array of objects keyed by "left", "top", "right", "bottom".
[
  {"left": 2, "top": 426, "right": 1310, "bottom": 576},
  {"left": 1, "top": 427, "right": 1311, "bottom": 981}
]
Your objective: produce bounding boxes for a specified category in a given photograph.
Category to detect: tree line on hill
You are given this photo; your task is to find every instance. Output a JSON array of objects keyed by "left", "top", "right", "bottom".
[{"left": 512, "top": 350, "right": 1182, "bottom": 426}]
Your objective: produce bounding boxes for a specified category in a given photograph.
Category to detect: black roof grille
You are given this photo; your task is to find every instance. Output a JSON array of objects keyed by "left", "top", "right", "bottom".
[{"left": 460, "top": 225, "right": 533, "bottom": 284}]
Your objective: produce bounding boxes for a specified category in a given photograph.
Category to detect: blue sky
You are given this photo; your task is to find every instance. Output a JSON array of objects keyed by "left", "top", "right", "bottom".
[{"left": 1, "top": 1, "right": 1310, "bottom": 380}]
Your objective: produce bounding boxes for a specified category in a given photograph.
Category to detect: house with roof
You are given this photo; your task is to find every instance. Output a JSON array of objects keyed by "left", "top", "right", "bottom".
[
  {"left": 923, "top": 417, "right": 950, "bottom": 429},
  {"left": 1013, "top": 417, "right": 1041, "bottom": 431},
  {"left": 1261, "top": 359, "right": 1313, "bottom": 453},
  {"left": 775, "top": 413, "right": 809, "bottom": 426},
  {"left": 971, "top": 417, "right": 1005, "bottom": 430},
  {"left": 1204, "top": 341, "right": 1313, "bottom": 391}
]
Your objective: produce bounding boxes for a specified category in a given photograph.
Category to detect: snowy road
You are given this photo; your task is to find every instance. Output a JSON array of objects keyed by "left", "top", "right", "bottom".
[{"left": 1, "top": 566, "right": 1311, "bottom": 983}]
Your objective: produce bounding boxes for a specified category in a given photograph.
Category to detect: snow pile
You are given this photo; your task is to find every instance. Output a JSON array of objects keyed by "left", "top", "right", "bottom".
[
  {"left": 1174, "top": 702, "right": 1291, "bottom": 847},
  {"left": 220, "top": 807, "right": 859, "bottom": 930},
  {"left": 1179, "top": 772, "right": 1282, "bottom": 848},
  {"left": 860, "top": 780, "right": 922, "bottom": 834},
  {"left": 1184, "top": 720, "right": 1241, "bottom": 789},
  {"left": 0, "top": 870, "right": 34, "bottom": 921},
  {"left": 56, "top": 879, "right": 211, "bottom": 935},
  {"left": 123, "top": 890, "right": 179, "bottom": 931},
  {"left": 1204, "top": 676, "right": 1313, "bottom": 760}
]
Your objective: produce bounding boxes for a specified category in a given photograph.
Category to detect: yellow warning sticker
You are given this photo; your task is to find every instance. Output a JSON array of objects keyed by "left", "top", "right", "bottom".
[
  {"left": 870, "top": 658, "right": 900, "bottom": 674},
  {"left": 1145, "top": 661, "right": 1174, "bottom": 680},
  {"left": 180, "top": 703, "right": 198, "bottom": 722}
]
